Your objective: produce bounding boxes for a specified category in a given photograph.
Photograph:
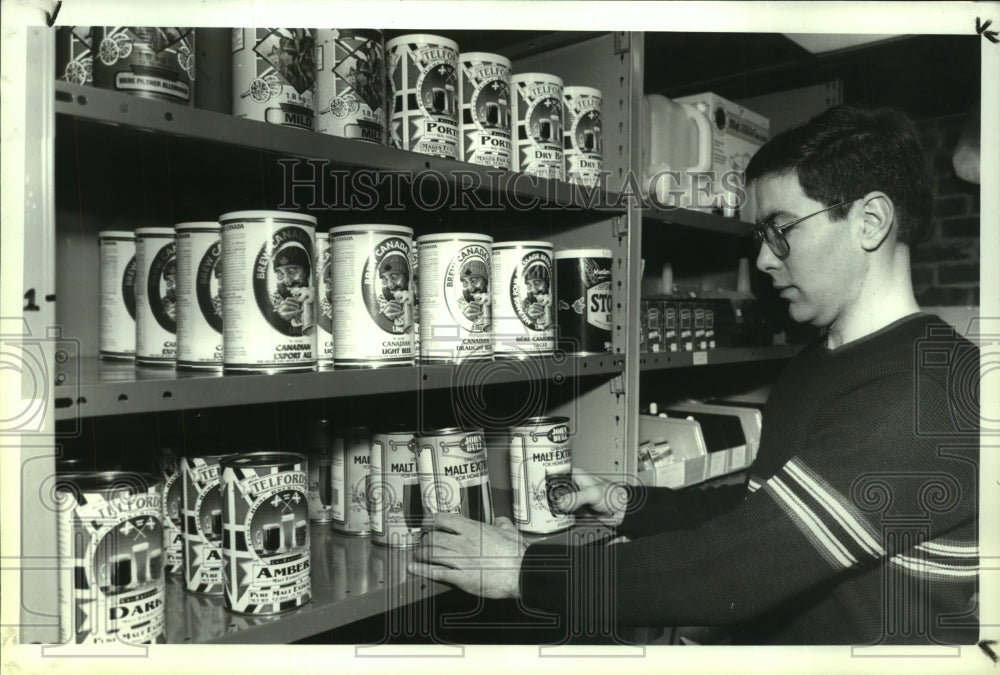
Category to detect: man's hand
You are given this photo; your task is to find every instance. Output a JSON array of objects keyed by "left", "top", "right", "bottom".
[
  {"left": 462, "top": 302, "right": 483, "bottom": 321},
  {"left": 382, "top": 300, "right": 403, "bottom": 320},
  {"left": 277, "top": 297, "right": 301, "bottom": 322},
  {"left": 551, "top": 467, "right": 629, "bottom": 528}
]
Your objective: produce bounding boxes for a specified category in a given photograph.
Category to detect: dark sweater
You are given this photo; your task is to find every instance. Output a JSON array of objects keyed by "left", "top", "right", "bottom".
[{"left": 520, "top": 314, "right": 980, "bottom": 644}]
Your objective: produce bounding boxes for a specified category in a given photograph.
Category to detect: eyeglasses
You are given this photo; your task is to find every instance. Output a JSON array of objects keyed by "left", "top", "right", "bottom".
[{"left": 751, "top": 197, "right": 861, "bottom": 260}]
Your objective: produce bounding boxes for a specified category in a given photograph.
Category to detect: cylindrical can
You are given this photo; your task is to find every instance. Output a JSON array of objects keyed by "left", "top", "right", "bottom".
[
  {"left": 176, "top": 222, "right": 223, "bottom": 370},
  {"left": 99, "top": 230, "right": 137, "bottom": 361},
  {"left": 330, "top": 426, "right": 371, "bottom": 536},
  {"left": 329, "top": 224, "right": 415, "bottom": 368},
  {"left": 303, "top": 418, "right": 333, "bottom": 523},
  {"left": 219, "top": 210, "right": 317, "bottom": 373},
  {"left": 458, "top": 52, "right": 512, "bottom": 169},
  {"left": 563, "top": 86, "right": 604, "bottom": 187},
  {"left": 232, "top": 28, "right": 317, "bottom": 131},
  {"left": 56, "top": 472, "right": 165, "bottom": 644},
  {"left": 555, "top": 249, "right": 613, "bottom": 355},
  {"left": 330, "top": 536, "right": 371, "bottom": 597},
  {"left": 181, "top": 455, "right": 227, "bottom": 595},
  {"left": 315, "top": 231, "right": 334, "bottom": 368},
  {"left": 416, "top": 428, "right": 493, "bottom": 524},
  {"left": 156, "top": 447, "right": 184, "bottom": 577},
  {"left": 416, "top": 232, "right": 493, "bottom": 363},
  {"left": 510, "top": 73, "right": 564, "bottom": 180},
  {"left": 134, "top": 228, "right": 177, "bottom": 367},
  {"left": 315, "top": 29, "right": 386, "bottom": 144},
  {"left": 56, "top": 27, "right": 93, "bottom": 85},
  {"left": 92, "top": 27, "right": 195, "bottom": 105},
  {"left": 491, "top": 241, "right": 555, "bottom": 358},
  {"left": 509, "top": 417, "right": 575, "bottom": 534},
  {"left": 219, "top": 452, "right": 311, "bottom": 615},
  {"left": 368, "top": 429, "right": 422, "bottom": 548},
  {"left": 386, "top": 34, "right": 459, "bottom": 158}
]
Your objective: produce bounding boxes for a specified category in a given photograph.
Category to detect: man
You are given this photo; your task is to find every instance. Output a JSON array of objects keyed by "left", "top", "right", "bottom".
[
  {"left": 271, "top": 242, "right": 314, "bottom": 336},
  {"left": 410, "top": 106, "right": 979, "bottom": 645},
  {"left": 377, "top": 254, "right": 413, "bottom": 333},
  {"left": 458, "top": 258, "right": 491, "bottom": 331},
  {"left": 520, "top": 261, "right": 552, "bottom": 330},
  {"left": 161, "top": 257, "right": 177, "bottom": 323}
]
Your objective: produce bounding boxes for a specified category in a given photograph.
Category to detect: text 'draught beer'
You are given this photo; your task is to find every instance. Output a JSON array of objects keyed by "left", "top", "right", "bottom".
[
  {"left": 315, "top": 29, "right": 386, "bottom": 144},
  {"left": 175, "top": 222, "right": 223, "bottom": 370},
  {"left": 563, "top": 86, "right": 604, "bottom": 188},
  {"left": 182, "top": 455, "right": 227, "bottom": 595},
  {"left": 555, "top": 249, "right": 613, "bottom": 355},
  {"left": 386, "top": 34, "right": 459, "bottom": 158},
  {"left": 331, "top": 427, "right": 372, "bottom": 536},
  {"left": 135, "top": 228, "right": 177, "bottom": 366},
  {"left": 458, "top": 51, "right": 512, "bottom": 169},
  {"left": 99, "top": 230, "right": 137, "bottom": 361},
  {"left": 511, "top": 72, "right": 564, "bottom": 180},
  {"left": 368, "top": 429, "right": 422, "bottom": 548},
  {"left": 491, "top": 241, "right": 555, "bottom": 358},
  {"left": 92, "top": 27, "right": 195, "bottom": 105},
  {"left": 509, "top": 417, "right": 575, "bottom": 534},
  {"left": 232, "top": 28, "right": 316, "bottom": 131},
  {"left": 416, "top": 428, "right": 494, "bottom": 524}
]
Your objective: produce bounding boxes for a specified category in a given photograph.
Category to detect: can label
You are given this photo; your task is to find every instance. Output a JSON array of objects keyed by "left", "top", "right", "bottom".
[
  {"left": 331, "top": 430, "right": 371, "bottom": 535},
  {"left": 563, "top": 87, "right": 604, "bottom": 187},
  {"left": 232, "top": 28, "right": 316, "bottom": 131},
  {"left": 135, "top": 233, "right": 176, "bottom": 365},
  {"left": 510, "top": 418, "right": 575, "bottom": 534},
  {"left": 511, "top": 75, "right": 564, "bottom": 180},
  {"left": 306, "top": 434, "right": 333, "bottom": 523},
  {"left": 162, "top": 468, "right": 184, "bottom": 576},
  {"left": 459, "top": 54, "right": 512, "bottom": 168},
  {"left": 387, "top": 36, "right": 459, "bottom": 158},
  {"left": 182, "top": 456, "right": 225, "bottom": 594},
  {"left": 492, "top": 244, "right": 554, "bottom": 357},
  {"left": 556, "top": 254, "right": 612, "bottom": 354},
  {"left": 56, "top": 27, "right": 93, "bottom": 85},
  {"left": 99, "top": 233, "right": 136, "bottom": 360},
  {"left": 220, "top": 455, "right": 311, "bottom": 614},
  {"left": 93, "top": 27, "right": 194, "bottom": 104},
  {"left": 368, "top": 432, "right": 423, "bottom": 547},
  {"left": 416, "top": 430, "right": 493, "bottom": 524},
  {"left": 316, "top": 29, "right": 386, "bottom": 143},
  {"left": 315, "top": 233, "right": 334, "bottom": 368},
  {"left": 177, "top": 228, "right": 223, "bottom": 369}
]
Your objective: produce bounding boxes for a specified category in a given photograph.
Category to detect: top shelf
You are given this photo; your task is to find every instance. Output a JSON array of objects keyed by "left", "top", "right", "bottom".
[{"left": 643, "top": 205, "right": 750, "bottom": 237}]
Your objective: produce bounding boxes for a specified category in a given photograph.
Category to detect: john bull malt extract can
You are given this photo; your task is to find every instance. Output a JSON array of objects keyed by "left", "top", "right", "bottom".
[
  {"left": 331, "top": 427, "right": 371, "bottom": 536},
  {"left": 56, "top": 27, "right": 93, "bottom": 85},
  {"left": 315, "top": 231, "right": 334, "bottom": 368},
  {"left": 416, "top": 428, "right": 494, "bottom": 524},
  {"left": 416, "top": 232, "right": 493, "bottom": 363},
  {"left": 182, "top": 455, "right": 227, "bottom": 595},
  {"left": 99, "top": 230, "right": 137, "bottom": 361},
  {"left": 369, "top": 429, "right": 423, "bottom": 548},
  {"left": 135, "top": 228, "right": 177, "bottom": 366},
  {"left": 459, "top": 52, "right": 512, "bottom": 168},
  {"left": 220, "top": 452, "right": 311, "bottom": 615},
  {"left": 563, "top": 86, "right": 604, "bottom": 187},
  {"left": 509, "top": 417, "right": 575, "bottom": 534},
  {"left": 232, "top": 28, "right": 316, "bottom": 131},
  {"left": 316, "top": 29, "right": 386, "bottom": 143},
  {"left": 56, "top": 472, "right": 165, "bottom": 644},
  {"left": 386, "top": 34, "right": 459, "bottom": 158},
  {"left": 329, "top": 225, "right": 414, "bottom": 368},
  {"left": 491, "top": 241, "right": 555, "bottom": 358},
  {"left": 511, "top": 73, "right": 564, "bottom": 180},
  {"left": 92, "top": 27, "right": 195, "bottom": 105},
  {"left": 176, "top": 222, "right": 223, "bottom": 370},
  {"left": 304, "top": 418, "right": 333, "bottom": 523},
  {"left": 219, "top": 211, "right": 317, "bottom": 373},
  {"left": 555, "top": 249, "right": 613, "bottom": 355}
]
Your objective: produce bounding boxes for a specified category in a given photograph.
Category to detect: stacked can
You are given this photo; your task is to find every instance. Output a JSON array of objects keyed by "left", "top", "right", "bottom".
[
  {"left": 386, "top": 34, "right": 459, "bottom": 158},
  {"left": 175, "top": 222, "right": 223, "bottom": 370},
  {"left": 510, "top": 73, "right": 564, "bottom": 180},
  {"left": 416, "top": 428, "right": 493, "bottom": 524},
  {"left": 330, "top": 427, "right": 371, "bottom": 536},
  {"left": 555, "top": 249, "right": 613, "bottom": 355},
  {"left": 181, "top": 455, "right": 227, "bottom": 595},
  {"left": 304, "top": 418, "right": 334, "bottom": 523},
  {"left": 99, "top": 230, "right": 137, "bottom": 361},
  {"left": 315, "top": 29, "right": 386, "bottom": 144},
  {"left": 56, "top": 27, "right": 93, "bottom": 85},
  {"left": 458, "top": 52, "right": 512, "bottom": 169},
  {"left": 157, "top": 447, "right": 185, "bottom": 577},
  {"left": 232, "top": 28, "right": 317, "bottom": 131},
  {"left": 563, "top": 86, "right": 604, "bottom": 187},
  {"left": 368, "top": 428, "right": 422, "bottom": 547},
  {"left": 315, "top": 230, "right": 334, "bottom": 368},
  {"left": 491, "top": 241, "right": 555, "bottom": 358},
  {"left": 134, "top": 228, "right": 177, "bottom": 366},
  {"left": 92, "top": 27, "right": 195, "bottom": 105},
  {"left": 509, "top": 417, "right": 575, "bottom": 534}
]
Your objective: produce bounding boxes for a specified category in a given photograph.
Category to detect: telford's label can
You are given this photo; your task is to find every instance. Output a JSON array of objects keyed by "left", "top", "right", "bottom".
[
  {"left": 232, "top": 28, "right": 316, "bottom": 131},
  {"left": 156, "top": 449, "right": 184, "bottom": 578},
  {"left": 315, "top": 29, "right": 386, "bottom": 143},
  {"left": 555, "top": 249, "right": 613, "bottom": 355},
  {"left": 458, "top": 52, "right": 512, "bottom": 169},
  {"left": 56, "top": 472, "right": 165, "bottom": 644},
  {"left": 416, "top": 428, "right": 493, "bottom": 524},
  {"left": 181, "top": 455, "right": 226, "bottom": 595},
  {"left": 511, "top": 73, "right": 564, "bottom": 180},
  {"left": 329, "top": 225, "right": 414, "bottom": 368},
  {"left": 509, "top": 417, "right": 575, "bottom": 534},
  {"left": 386, "top": 34, "right": 459, "bottom": 158},
  {"left": 220, "top": 452, "right": 311, "bottom": 615},
  {"left": 491, "top": 241, "right": 555, "bottom": 358},
  {"left": 92, "top": 27, "right": 195, "bottom": 104},
  {"left": 331, "top": 427, "right": 371, "bottom": 535},
  {"left": 176, "top": 223, "right": 223, "bottom": 370},
  {"left": 304, "top": 418, "right": 333, "bottom": 523},
  {"left": 563, "top": 86, "right": 604, "bottom": 187},
  {"left": 315, "top": 231, "right": 334, "bottom": 368},
  {"left": 219, "top": 210, "right": 317, "bottom": 373},
  {"left": 99, "top": 230, "right": 137, "bottom": 361},
  {"left": 416, "top": 233, "right": 493, "bottom": 363},
  {"left": 56, "top": 27, "right": 93, "bottom": 85},
  {"left": 135, "top": 228, "right": 177, "bottom": 366},
  {"left": 368, "top": 430, "right": 423, "bottom": 548}
]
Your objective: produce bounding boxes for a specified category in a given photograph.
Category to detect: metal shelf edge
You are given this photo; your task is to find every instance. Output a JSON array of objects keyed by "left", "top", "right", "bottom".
[
  {"left": 638, "top": 345, "right": 802, "bottom": 371},
  {"left": 642, "top": 207, "right": 750, "bottom": 237}
]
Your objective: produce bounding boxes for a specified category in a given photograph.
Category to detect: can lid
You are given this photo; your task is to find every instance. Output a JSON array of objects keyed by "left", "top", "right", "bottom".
[
  {"left": 134, "top": 227, "right": 176, "bottom": 237},
  {"left": 175, "top": 221, "right": 221, "bottom": 231},
  {"left": 218, "top": 210, "right": 318, "bottom": 226},
  {"left": 328, "top": 224, "right": 414, "bottom": 237},
  {"left": 510, "top": 72, "right": 564, "bottom": 87},
  {"left": 510, "top": 416, "right": 570, "bottom": 428},
  {"left": 219, "top": 451, "right": 307, "bottom": 469},
  {"left": 98, "top": 230, "right": 135, "bottom": 239},
  {"left": 416, "top": 427, "right": 484, "bottom": 437},
  {"left": 415, "top": 232, "right": 494, "bottom": 244},
  {"left": 555, "top": 249, "right": 613, "bottom": 259},
  {"left": 458, "top": 52, "right": 512, "bottom": 69},
  {"left": 55, "top": 471, "right": 161, "bottom": 493},
  {"left": 563, "top": 85, "right": 603, "bottom": 98},
  {"left": 491, "top": 241, "right": 554, "bottom": 251},
  {"left": 386, "top": 34, "right": 458, "bottom": 52}
]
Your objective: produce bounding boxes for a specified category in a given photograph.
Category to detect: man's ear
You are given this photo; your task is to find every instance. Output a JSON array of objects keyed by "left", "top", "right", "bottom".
[{"left": 858, "top": 191, "right": 895, "bottom": 252}]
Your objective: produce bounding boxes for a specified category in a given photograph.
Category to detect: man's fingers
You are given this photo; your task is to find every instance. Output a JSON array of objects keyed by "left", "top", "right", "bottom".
[
  {"left": 494, "top": 516, "right": 517, "bottom": 532},
  {"left": 407, "top": 561, "right": 464, "bottom": 586}
]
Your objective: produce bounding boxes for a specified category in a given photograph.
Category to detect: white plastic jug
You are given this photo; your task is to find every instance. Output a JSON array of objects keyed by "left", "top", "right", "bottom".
[{"left": 642, "top": 94, "right": 712, "bottom": 207}]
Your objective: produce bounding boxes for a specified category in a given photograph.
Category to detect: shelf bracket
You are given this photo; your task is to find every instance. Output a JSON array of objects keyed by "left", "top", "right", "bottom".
[
  {"left": 612, "top": 215, "right": 628, "bottom": 238},
  {"left": 609, "top": 374, "right": 626, "bottom": 397},
  {"left": 613, "top": 32, "right": 631, "bottom": 55}
]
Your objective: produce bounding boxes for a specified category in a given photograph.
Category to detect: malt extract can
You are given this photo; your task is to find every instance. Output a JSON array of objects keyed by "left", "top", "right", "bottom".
[
  {"left": 175, "top": 222, "right": 223, "bottom": 370},
  {"left": 220, "top": 452, "right": 311, "bottom": 615},
  {"left": 330, "top": 426, "right": 371, "bottom": 536},
  {"left": 315, "top": 29, "right": 386, "bottom": 143},
  {"left": 56, "top": 27, "right": 93, "bottom": 85},
  {"left": 459, "top": 52, "right": 512, "bottom": 169},
  {"left": 416, "top": 232, "right": 493, "bottom": 363},
  {"left": 509, "top": 417, "right": 575, "bottom": 534},
  {"left": 219, "top": 210, "right": 317, "bottom": 373},
  {"left": 315, "top": 231, "right": 334, "bottom": 369},
  {"left": 134, "top": 228, "right": 177, "bottom": 366},
  {"left": 555, "top": 249, "right": 613, "bottom": 355},
  {"left": 386, "top": 34, "right": 459, "bottom": 158},
  {"left": 368, "top": 429, "right": 422, "bottom": 548},
  {"left": 563, "top": 86, "right": 604, "bottom": 187},
  {"left": 510, "top": 72, "right": 564, "bottom": 180},
  {"left": 304, "top": 418, "right": 334, "bottom": 523},
  {"left": 55, "top": 472, "right": 165, "bottom": 644},
  {"left": 416, "top": 428, "right": 493, "bottom": 524},
  {"left": 99, "top": 230, "right": 137, "bottom": 361},
  {"left": 491, "top": 241, "right": 555, "bottom": 358},
  {"left": 329, "top": 224, "right": 414, "bottom": 368},
  {"left": 181, "top": 455, "right": 227, "bottom": 595},
  {"left": 92, "top": 27, "right": 195, "bottom": 105},
  {"left": 156, "top": 450, "right": 184, "bottom": 577},
  {"left": 232, "top": 28, "right": 316, "bottom": 131}
]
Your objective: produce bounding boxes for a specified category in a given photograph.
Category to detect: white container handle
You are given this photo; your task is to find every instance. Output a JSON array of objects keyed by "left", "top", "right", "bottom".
[{"left": 682, "top": 103, "right": 713, "bottom": 173}]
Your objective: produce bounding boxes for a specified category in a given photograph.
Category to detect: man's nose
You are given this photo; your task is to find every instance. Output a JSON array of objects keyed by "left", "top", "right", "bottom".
[{"left": 756, "top": 242, "right": 781, "bottom": 275}]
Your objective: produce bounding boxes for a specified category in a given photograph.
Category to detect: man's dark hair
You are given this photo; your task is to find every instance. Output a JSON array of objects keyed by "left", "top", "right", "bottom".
[{"left": 745, "top": 105, "right": 933, "bottom": 246}]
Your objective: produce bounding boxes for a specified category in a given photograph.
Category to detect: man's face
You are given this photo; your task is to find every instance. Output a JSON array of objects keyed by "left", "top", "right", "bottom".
[
  {"left": 276, "top": 263, "right": 307, "bottom": 288},
  {"left": 164, "top": 270, "right": 176, "bottom": 293},
  {"left": 462, "top": 275, "right": 486, "bottom": 293},
  {"left": 526, "top": 278, "right": 547, "bottom": 294},
  {"left": 381, "top": 271, "right": 405, "bottom": 291}
]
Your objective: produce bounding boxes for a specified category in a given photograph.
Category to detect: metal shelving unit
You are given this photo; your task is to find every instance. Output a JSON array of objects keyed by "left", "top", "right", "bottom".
[{"left": 638, "top": 345, "right": 801, "bottom": 371}]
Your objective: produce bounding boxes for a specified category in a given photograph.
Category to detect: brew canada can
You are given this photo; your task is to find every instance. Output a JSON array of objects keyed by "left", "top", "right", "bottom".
[
  {"left": 368, "top": 429, "right": 423, "bottom": 548},
  {"left": 386, "top": 34, "right": 459, "bottom": 158},
  {"left": 181, "top": 455, "right": 227, "bottom": 595},
  {"left": 510, "top": 72, "right": 564, "bottom": 180},
  {"left": 416, "top": 428, "right": 494, "bottom": 524},
  {"left": 304, "top": 418, "right": 333, "bottom": 523},
  {"left": 232, "top": 28, "right": 316, "bottom": 131},
  {"left": 56, "top": 27, "right": 93, "bottom": 85},
  {"left": 563, "top": 86, "right": 604, "bottom": 187},
  {"left": 176, "top": 222, "right": 223, "bottom": 370},
  {"left": 329, "top": 224, "right": 415, "bottom": 368},
  {"left": 491, "top": 241, "right": 555, "bottom": 358},
  {"left": 331, "top": 426, "right": 371, "bottom": 536},
  {"left": 99, "top": 230, "right": 137, "bottom": 361},
  {"left": 555, "top": 249, "right": 613, "bottom": 355},
  {"left": 315, "top": 29, "right": 386, "bottom": 143},
  {"left": 219, "top": 452, "right": 311, "bottom": 615},
  {"left": 92, "top": 27, "right": 195, "bottom": 105},
  {"left": 315, "top": 231, "right": 334, "bottom": 368},
  {"left": 509, "top": 417, "right": 575, "bottom": 534},
  {"left": 219, "top": 210, "right": 317, "bottom": 373},
  {"left": 458, "top": 51, "right": 512, "bottom": 169},
  {"left": 135, "top": 228, "right": 177, "bottom": 366}
]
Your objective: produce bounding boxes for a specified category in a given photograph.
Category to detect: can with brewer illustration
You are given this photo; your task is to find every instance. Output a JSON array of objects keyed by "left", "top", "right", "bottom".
[
  {"left": 315, "top": 231, "right": 334, "bottom": 368},
  {"left": 99, "top": 230, "right": 137, "bottom": 361},
  {"left": 176, "top": 222, "right": 223, "bottom": 370},
  {"left": 135, "top": 228, "right": 177, "bottom": 366},
  {"left": 509, "top": 416, "right": 575, "bottom": 534},
  {"left": 491, "top": 241, "right": 555, "bottom": 358}
]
